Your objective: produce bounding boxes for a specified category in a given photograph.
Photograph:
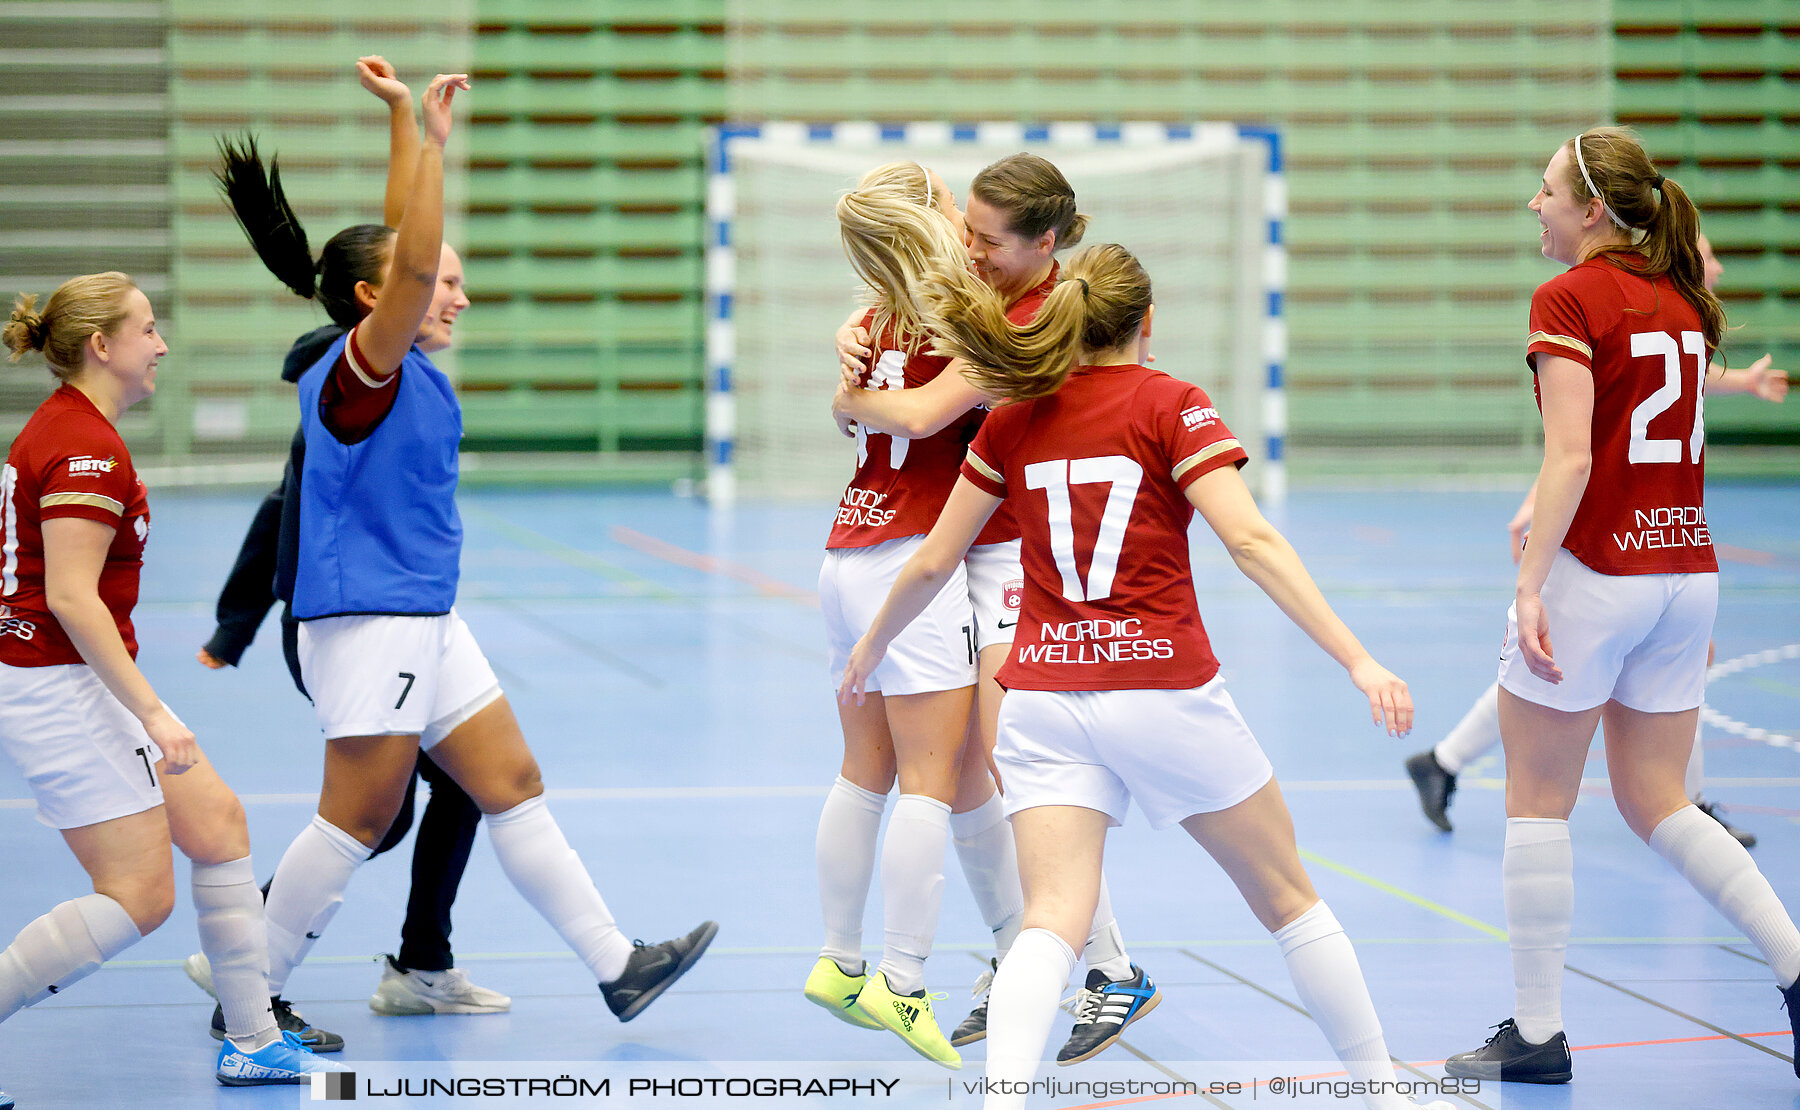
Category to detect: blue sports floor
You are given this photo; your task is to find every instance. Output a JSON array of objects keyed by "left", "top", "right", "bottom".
[{"left": 1, "top": 484, "right": 1796, "bottom": 1108}]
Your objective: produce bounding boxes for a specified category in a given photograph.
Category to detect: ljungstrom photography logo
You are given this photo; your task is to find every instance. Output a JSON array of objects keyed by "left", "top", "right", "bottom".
[{"left": 312, "top": 1070, "right": 355, "bottom": 1100}]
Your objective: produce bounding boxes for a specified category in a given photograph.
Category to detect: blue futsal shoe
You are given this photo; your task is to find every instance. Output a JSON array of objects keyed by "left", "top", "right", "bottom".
[{"left": 216, "top": 1030, "right": 346, "bottom": 1086}]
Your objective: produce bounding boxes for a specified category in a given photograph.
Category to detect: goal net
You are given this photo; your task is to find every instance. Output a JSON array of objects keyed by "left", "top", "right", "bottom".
[{"left": 706, "top": 122, "right": 1284, "bottom": 506}]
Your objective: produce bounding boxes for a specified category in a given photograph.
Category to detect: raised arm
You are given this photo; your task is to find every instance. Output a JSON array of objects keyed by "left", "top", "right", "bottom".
[
  {"left": 839, "top": 475, "right": 1000, "bottom": 703},
  {"left": 355, "top": 71, "right": 467, "bottom": 377},
  {"left": 1186, "top": 464, "right": 1412, "bottom": 736},
  {"left": 356, "top": 55, "right": 418, "bottom": 229},
  {"left": 44, "top": 518, "right": 196, "bottom": 771}
]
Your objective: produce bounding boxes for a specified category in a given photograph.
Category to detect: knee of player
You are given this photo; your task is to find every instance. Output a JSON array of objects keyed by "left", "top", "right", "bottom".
[
  {"left": 100, "top": 873, "right": 176, "bottom": 936},
  {"left": 180, "top": 796, "right": 251, "bottom": 864}
]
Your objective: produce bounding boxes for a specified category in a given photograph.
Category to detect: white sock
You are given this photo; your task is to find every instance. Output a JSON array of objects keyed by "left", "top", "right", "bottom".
[
  {"left": 984, "top": 927, "right": 1076, "bottom": 1110},
  {"left": 192, "top": 856, "right": 278, "bottom": 1049},
  {"left": 816, "top": 775, "right": 888, "bottom": 973},
  {"left": 264, "top": 814, "right": 370, "bottom": 995},
  {"left": 951, "top": 791, "right": 1024, "bottom": 960},
  {"left": 1433, "top": 681, "right": 1501, "bottom": 775},
  {"left": 0, "top": 894, "right": 140, "bottom": 1023},
  {"left": 1651, "top": 804, "right": 1800, "bottom": 989},
  {"left": 1273, "top": 901, "right": 1410, "bottom": 1110},
  {"left": 1685, "top": 717, "right": 1705, "bottom": 801},
  {"left": 486, "top": 795, "right": 634, "bottom": 984},
  {"left": 1504, "top": 817, "right": 1572, "bottom": 1043},
  {"left": 1082, "top": 874, "right": 1133, "bottom": 981},
  {"left": 875, "top": 793, "right": 950, "bottom": 996}
]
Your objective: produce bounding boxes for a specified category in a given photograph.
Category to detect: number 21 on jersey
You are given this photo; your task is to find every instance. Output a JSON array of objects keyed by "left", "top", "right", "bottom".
[
  {"left": 855, "top": 350, "right": 911, "bottom": 471},
  {"left": 1629, "top": 330, "right": 1705, "bottom": 464},
  {"left": 1025, "top": 455, "right": 1143, "bottom": 602}
]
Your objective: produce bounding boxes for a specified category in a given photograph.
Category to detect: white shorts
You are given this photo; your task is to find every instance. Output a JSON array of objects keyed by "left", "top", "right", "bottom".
[
  {"left": 966, "top": 539, "right": 1025, "bottom": 652},
  {"left": 995, "top": 678, "right": 1274, "bottom": 830},
  {"left": 298, "top": 610, "right": 502, "bottom": 748},
  {"left": 1499, "top": 547, "right": 1717, "bottom": 713},
  {"left": 0, "top": 662, "right": 166, "bottom": 829},
  {"left": 821, "top": 536, "right": 978, "bottom": 696}
]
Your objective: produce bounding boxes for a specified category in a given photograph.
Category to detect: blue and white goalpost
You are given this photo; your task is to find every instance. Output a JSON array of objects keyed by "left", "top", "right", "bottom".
[{"left": 706, "top": 122, "right": 1285, "bottom": 506}]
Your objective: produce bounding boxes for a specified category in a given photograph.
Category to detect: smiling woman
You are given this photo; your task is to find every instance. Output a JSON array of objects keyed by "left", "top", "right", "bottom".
[{"left": 0, "top": 272, "right": 337, "bottom": 1090}]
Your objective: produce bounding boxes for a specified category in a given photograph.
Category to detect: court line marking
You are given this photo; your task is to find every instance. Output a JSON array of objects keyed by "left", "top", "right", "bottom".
[
  {"left": 1564, "top": 965, "right": 1792, "bottom": 1064},
  {"left": 459, "top": 503, "right": 678, "bottom": 597},
  {"left": 1702, "top": 641, "right": 1800, "bottom": 751},
  {"left": 1180, "top": 949, "right": 1498, "bottom": 1110},
  {"left": 1298, "top": 846, "right": 1792, "bottom": 1065},
  {"left": 610, "top": 525, "right": 820, "bottom": 607},
  {"left": 489, "top": 597, "right": 665, "bottom": 688},
  {"left": 1298, "top": 848, "right": 1508, "bottom": 940}
]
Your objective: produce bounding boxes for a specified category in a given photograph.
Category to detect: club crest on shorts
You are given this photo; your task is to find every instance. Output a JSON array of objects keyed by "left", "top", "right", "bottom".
[{"left": 1003, "top": 580, "right": 1024, "bottom": 612}]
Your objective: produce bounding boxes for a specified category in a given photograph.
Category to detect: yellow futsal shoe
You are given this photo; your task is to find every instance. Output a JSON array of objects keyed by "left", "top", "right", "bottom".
[
  {"left": 804, "top": 957, "right": 881, "bottom": 1030},
  {"left": 852, "top": 970, "right": 962, "bottom": 1070}
]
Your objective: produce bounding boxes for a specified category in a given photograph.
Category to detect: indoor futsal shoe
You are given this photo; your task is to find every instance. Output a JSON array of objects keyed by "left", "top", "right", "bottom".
[
  {"left": 600, "top": 920, "right": 719, "bottom": 1022},
  {"left": 1443, "top": 1018, "right": 1571, "bottom": 1084},
  {"left": 210, "top": 997, "right": 345, "bottom": 1053},
  {"left": 370, "top": 954, "right": 511, "bottom": 1015},
  {"left": 1404, "top": 749, "right": 1457, "bottom": 833},
  {"left": 1697, "top": 799, "right": 1757, "bottom": 849},
  {"left": 0, "top": 1083, "right": 12, "bottom": 1109},
  {"left": 804, "top": 956, "right": 881, "bottom": 1029},
  {"left": 1058, "top": 964, "right": 1161, "bottom": 1065},
  {"left": 216, "top": 1030, "right": 345, "bottom": 1086},
  {"left": 950, "top": 959, "right": 997, "bottom": 1047},
  {"left": 1783, "top": 978, "right": 1800, "bottom": 1078},
  {"left": 852, "top": 970, "right": 961, "bottom": 1070}
]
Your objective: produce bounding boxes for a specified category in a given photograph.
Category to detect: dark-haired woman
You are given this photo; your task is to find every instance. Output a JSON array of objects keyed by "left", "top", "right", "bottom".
[
  {"left": 1443, "top": 128, "right": 1800, "bottom": 1085},
  {"left": 0, "top": 273, "right": 336, "bottom": 1092},
  {"left": 831, "top": 154, "right": 1156, "bottom": 1062},
  {"left": 183, "top": 57, "right": 504, "bottom": 1027},
  {"left": 841, "top": 243, "right": 1445, "bottom": 1110},
  {"left": 217, "top": 69, "right": 715, "bottom": 1028}
]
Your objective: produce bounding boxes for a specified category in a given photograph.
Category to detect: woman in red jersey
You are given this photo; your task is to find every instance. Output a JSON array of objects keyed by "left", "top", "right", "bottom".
[
  {"left": 831, "top": 155, "right": 1160, "bottom": 1064},
  {"left": 841, "top": 244, "right": 1445, "bottom": 1110},
  {"left": 1442, "top": 127, "right": 1800, "bottom": 1085},
  {"left": 807, "top": 161, "right": 982, "bottom": 1067},
  {"left": 0, "top": 274, "right": 334, "bottom": 1091}
]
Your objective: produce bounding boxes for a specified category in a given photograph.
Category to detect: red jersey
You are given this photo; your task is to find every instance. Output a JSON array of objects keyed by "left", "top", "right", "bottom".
[
  {"left": 962, "top": 264, "right": 1060, "bottom": 547},
  {"left": 1527, "top": 254, "right": 1717, "bottom": 576},
  {"left": 1, "top": 385, "right": 151, "bottom": 666},
  {"left": 827, "top": 313, "right": 973, "bottom": 549},
  {"left": 961, "top": 365, "right": 1248, "bottom": 690}
]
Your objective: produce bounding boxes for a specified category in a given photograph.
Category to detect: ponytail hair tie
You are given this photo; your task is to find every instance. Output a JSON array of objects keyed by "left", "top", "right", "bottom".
[
  {"left": 1074, "top": 278, "right": 1090, "bottom": 297},
  {"left": 1652, "top": 173, "right": 1666, "bottom": 189}
]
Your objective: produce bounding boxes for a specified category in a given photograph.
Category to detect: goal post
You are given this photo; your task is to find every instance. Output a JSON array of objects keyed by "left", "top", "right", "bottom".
[{"left": 706, "top": 122, "right": 1285, "bottom": 507}]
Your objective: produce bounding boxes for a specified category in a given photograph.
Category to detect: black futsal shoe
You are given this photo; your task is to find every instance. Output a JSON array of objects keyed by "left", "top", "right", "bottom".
[
  {"left": 210, "top": 997, "right": 345, "bottom": 1053},
  {"left": 1405, "top": 749, "right": 1457, "bottom": 832},
  {"left": 1696, "top": 800, "right": 1757, "bottom": 849},
  {"left": 1783, "top": 978, "right": 1800, "bottom": 1078},
  {"left": 1444, "top": 1018, "right": 1571, "bottom": 1084},
  {"left": 600, "top": 920, "right": 719, "bottom": 1022},
  {"left": 950, "top": 959, "right": 997, "bottom": 1047},
  {"left": 1057, "top": 965, "right": 1161, "bottom": 1065}
]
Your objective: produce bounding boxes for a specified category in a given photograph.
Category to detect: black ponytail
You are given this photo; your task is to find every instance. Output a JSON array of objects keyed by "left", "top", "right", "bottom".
[{"left": 215, "top": 133, "right": 394, "bottom": 330}]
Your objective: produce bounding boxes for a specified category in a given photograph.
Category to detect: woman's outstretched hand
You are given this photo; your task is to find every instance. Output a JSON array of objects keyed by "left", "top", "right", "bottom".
[
  {"left": 356, "top": 55, "right": 411, "bottom": 106},
  {"left": 421, "top": 73, "right": 471, "bottom": 146}
]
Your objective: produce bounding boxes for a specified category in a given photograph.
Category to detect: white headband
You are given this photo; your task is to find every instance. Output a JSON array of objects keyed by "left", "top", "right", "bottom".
[
  {"left": 916, "top": 161, "right": 932, "bottom": 207},
  {"left": 1573, "top": 134, "right": 1634, "bottom": 232}
]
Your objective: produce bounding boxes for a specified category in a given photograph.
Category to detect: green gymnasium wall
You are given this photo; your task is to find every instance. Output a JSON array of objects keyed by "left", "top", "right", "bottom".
[
  {"left": 1615, "top": 0, "right": 1800, "bottom": 462},
  {"left": 1, "top": 2, "right": 1791, "bottom": 480}
]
